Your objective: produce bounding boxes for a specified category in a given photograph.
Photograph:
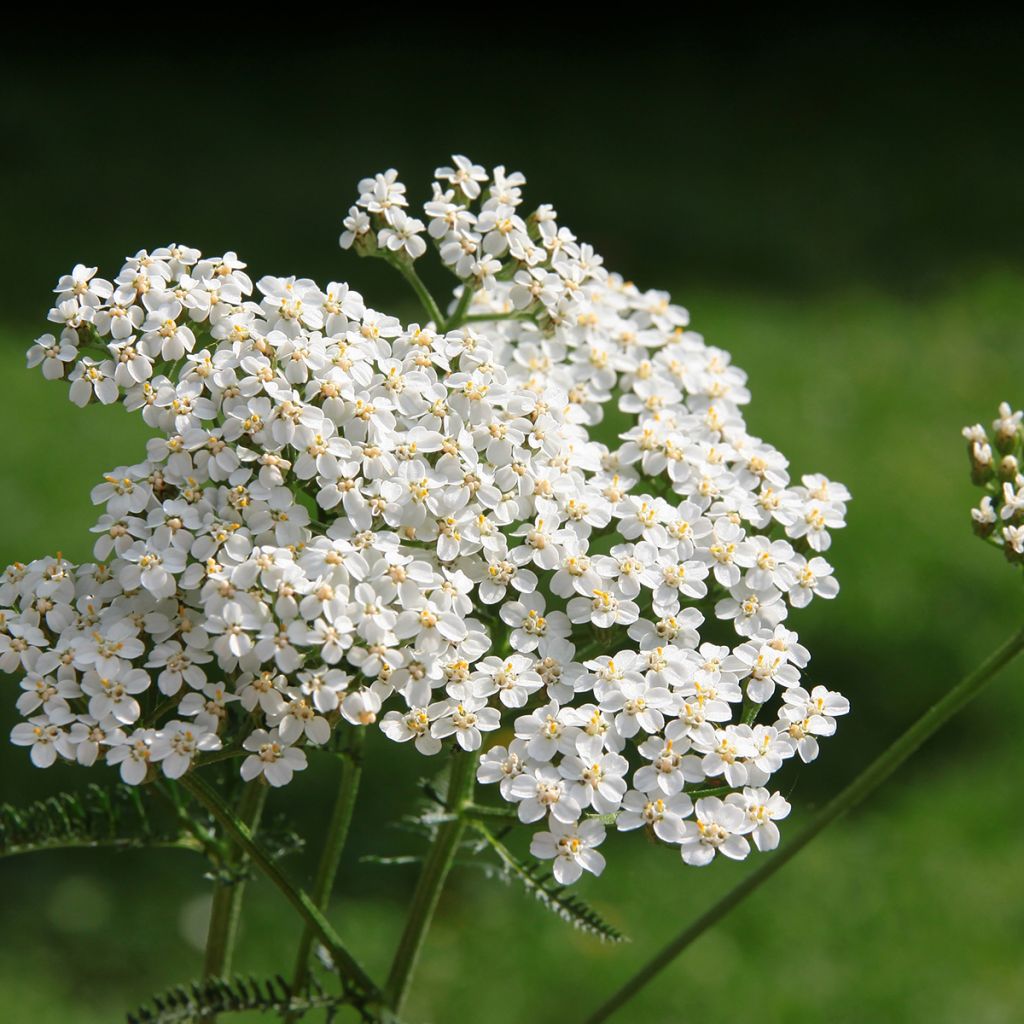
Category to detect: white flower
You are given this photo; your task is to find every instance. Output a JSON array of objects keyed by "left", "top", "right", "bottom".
[
  {"left": 69, "top": 358, "right": 119, "bottom": 406},
  {"left": 27, "top": 333, "right": 78, "bottom": 379},
  {"left": 107, "top": 731, "right": 157, "bottom": 785},
  {"left": 476, "top": 741, "right": 527, "bottom": 799},
  {"left": 378, "top": 210, "right": 427, "bottom": 261},
  {"left": 560, "top": 746, "right": 629, "bottom": 814},
  {"left": 680, "top": 797, "right": 751, "bottom": 866},
  {"left": 150, "top": 720, "right": 221, "bottom": 779},
  {"left": 240, "top": 729, "right": 308, "bottom": 787},
  {"left": 10, "top": 718, "right": 71, "bottom": 767},
  {"left": 617, "top": 790, "right": 693, "bottom": 842},
  {"left": 529, "top": 819, "right": 606, "bottom": 884},
  {"left": 275, "top": 697, "right": 331, "bottom": 746},
  {"left": 726, "top": 787, "right": 791, "bottom": 851},
  {"left": 434, "top": 155, "right": 488, "bottom": 200},
  {"left": 430, "top": 696, "right": 500, "bottom": 751},
  {"left": 381, "top": 706, "right": 443, "bottom": 755},
  {"left": 471, "top": 654, "right": 542, "bottom": 708},
  {"left": 509, "top": 764, "right": 581, "bottom": 824}
]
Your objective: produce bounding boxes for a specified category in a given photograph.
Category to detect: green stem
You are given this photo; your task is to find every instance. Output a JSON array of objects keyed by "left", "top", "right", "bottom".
[
  {"left": 458, "top": 311, "right": 538, "bottom": 325},
  {"left": 442, "top": 283, "right": 477, "bottom": 331},
  {"left": 195, "top": 747, "right": 246, "bottom": 768},
  {"left": 180, "top": 773, "right": 380, "bottom": 1000},
  {"left": 384, "top": 747, "right": 479, "bottom": 1015},
  {"left": 390, "top": 257, "right": 445, "bottom": 326},
  {"left": 464, "top": 801, "right": 518, "bottom": 822},
  {"left": 201, "top": 781, "right": 266, "bottom": 1022},
  {"left": 285, "top": 731, "right": 365, "bottom": 1021},
  {"left": 581, "top": 625, "right": 1024, "bottom": 1024}
]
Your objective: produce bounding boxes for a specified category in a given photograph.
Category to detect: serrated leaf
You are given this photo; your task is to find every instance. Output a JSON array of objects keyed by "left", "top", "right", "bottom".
[
  {"left": 0, "top": 783, "right": 199, "bottom": 858},
  {"left": 125, "top": 974, "right": 363, "bottom": 1024}
]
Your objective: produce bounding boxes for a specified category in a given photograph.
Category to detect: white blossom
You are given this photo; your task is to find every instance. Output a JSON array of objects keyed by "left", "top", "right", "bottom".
[{"left": 2, "top": 157, "right": 851, "bottom": 884}]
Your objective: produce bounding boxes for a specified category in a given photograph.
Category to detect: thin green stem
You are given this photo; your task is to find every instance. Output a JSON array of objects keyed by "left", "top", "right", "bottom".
[
  {"left": 458, "top": 311, "right": 538, "bottom": 325},
  {"left": 442, "top": 282, "right": 478, "bottom": 331},
  {"left": 196, "top": 747, "right": 246, "bottom": 769},
  {"left": 180, "top": 773, "right": 380, "bottom": 1000},
  {"left": 201, "top": 781, "right": 267, "bottom": 1022},
  {"left": 285, "top": 731, "right": 365, "bottom": 1021},
  {"left": 389, "top": 257, "right": 445, "bottom": 326},
  {"left": 464, "top": 801, "right": 518, "bottom": 822},
  {"left": 384, "top": 747, "right": 479, "bottom": 1015},
  {"left": 581, "top": 625, "right": 1024, "bottom": 1024}
]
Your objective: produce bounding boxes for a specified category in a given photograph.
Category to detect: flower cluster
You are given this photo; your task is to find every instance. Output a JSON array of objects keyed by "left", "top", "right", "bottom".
[
  {"left": 963, "top": 401, "right": 1024, "bottom": 563},
  {"left": 5, "top": 158, "right": 850, "bottom": 882}
]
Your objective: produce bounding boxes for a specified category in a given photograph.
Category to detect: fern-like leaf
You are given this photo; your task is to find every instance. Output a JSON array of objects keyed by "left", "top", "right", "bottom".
[
  {"left": 0, "top": 783, "right": 200, "bottom": 858},
  {"left": 126, "top": 974, "right": 370, "bottom": 1023},
  {"left": 472, "top": 822, "right": 627, "bottom": 943}
]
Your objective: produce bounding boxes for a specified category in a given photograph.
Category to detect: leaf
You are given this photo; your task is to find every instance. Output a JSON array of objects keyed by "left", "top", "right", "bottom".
[
  {"left": 0, "top": 782, "right": 199, "bottom": 858},
  {"left": 472, "top": 822, "right": 628, "bottom": 943},
  {"left": 125, "top": 974, "right": 368, "bottom": 1023}
]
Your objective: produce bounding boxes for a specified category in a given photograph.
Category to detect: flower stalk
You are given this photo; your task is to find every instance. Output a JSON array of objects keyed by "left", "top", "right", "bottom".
[
  {"left": 285, "top": 731, "right": 366, "bottom": 1021},
  {"left": 582, "top": 625, "right": 1024, "bottom": 1024},
  {"left": 180, "top": 773, "right": 380, "bottom": 1001},
  {"left": 201, "top": 780, "right": 267, "bottom": 979},
  {"left": 441, "top": 282, "right": 477, "bottom": 331},
  {"left": 384, "top": 747, "right": 479, "bottom": 1015},
  {"left": 200, "top": 780, "right": 267, "bottom": 1022},
  {"left": 388, "top": 255, "right": 445, "bottom": 326}
]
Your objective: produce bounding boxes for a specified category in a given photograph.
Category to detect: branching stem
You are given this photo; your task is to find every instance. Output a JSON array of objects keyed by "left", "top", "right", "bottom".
[{"left": 180, "top": 773, "right": 380, "bottom": 1001}]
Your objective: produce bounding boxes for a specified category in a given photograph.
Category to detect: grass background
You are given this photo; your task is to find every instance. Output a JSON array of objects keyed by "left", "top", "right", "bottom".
[{"left": 3, "top": 25, "right": 1024, "bottom": 1023}]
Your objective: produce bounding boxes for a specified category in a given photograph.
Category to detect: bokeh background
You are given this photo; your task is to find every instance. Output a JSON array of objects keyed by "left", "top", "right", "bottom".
[{"left": 3, "top": 24, "right": 1024, "bottom": 1023}]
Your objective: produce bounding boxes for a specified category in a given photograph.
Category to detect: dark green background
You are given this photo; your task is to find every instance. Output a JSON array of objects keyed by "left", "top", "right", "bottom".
[{"left": 2, "top": 26, "right": 1024, "bottom": 1022}]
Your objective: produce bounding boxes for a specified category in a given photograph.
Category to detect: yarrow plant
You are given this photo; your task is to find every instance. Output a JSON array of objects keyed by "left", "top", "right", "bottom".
[{"left": 2, "top": 157, "right": 855, "bottom": 1020}]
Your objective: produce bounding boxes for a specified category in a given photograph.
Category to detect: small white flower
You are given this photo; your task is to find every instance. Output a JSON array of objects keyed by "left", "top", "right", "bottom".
[
  {"left": 530, "top": 819, "right": 606, "bottom": 884},
  {"left": 240, "top": 729, "right": 308, "bottom": 787},
  {"left": 680, "top": 797, "right": 751, "bottom": 866}
]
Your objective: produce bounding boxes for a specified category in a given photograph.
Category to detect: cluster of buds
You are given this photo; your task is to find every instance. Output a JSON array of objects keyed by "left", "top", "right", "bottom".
[{"left": 964, "top": 402, "right": 1024, "bottom": 561}]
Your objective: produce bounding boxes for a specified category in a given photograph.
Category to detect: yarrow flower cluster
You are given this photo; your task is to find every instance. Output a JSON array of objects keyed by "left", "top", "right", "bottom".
[
  {"left": 6, "top": 157, "right": 850, "bottom": 884},
  {"left": 964, "top": 401, "right": 1024, "bottom": 564}
]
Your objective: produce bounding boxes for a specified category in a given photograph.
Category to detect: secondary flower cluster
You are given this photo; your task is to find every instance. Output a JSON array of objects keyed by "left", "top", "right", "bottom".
[
  {"left": 964, "top": 401, "right": 1024, "bottom": 563},
  {"left": 5, "top": 158, "right": 850, "bottom": 883}
]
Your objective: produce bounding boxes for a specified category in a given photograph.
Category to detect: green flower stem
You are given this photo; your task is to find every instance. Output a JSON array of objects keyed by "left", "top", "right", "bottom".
[
  {"left": 463, "top": 801, "right": 518, "bottom": 821},
  {"left": 441, "top": 282, "right": 477, "bottom": 331},
  {"left": 384, "top": 747, "right": 479, "bottom": 1015},
  {"left": 458, "top": 311, "right": 538, "bottom": 325},
  {"left": 284, "top": 731, "right": 366, "bottom": 1022},
  {"left": 180, "top": 773, "right": 380, "bottom": 1000},
  {"left": 200, "top": 781, "right": 266, "bottom": 1021},
  {"left": 196, "top": 747, "right": 246, "bottom": 768},
  {"left": 582, "top": 625, "right": 1024, "bottom": 1024},
  {"left": 389, "top": 257, "right": 445, "bottom": 326}
]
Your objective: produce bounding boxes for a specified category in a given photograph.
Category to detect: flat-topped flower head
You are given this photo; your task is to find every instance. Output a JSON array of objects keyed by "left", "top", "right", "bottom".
[{"left": 3, "top": 157, "right": 850, "bottom": 882}]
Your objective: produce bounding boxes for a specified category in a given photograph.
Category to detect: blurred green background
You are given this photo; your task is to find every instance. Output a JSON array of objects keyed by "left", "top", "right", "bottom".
[{"left": 3, "top": 25, "right": 1024, "bottom": 1023}]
